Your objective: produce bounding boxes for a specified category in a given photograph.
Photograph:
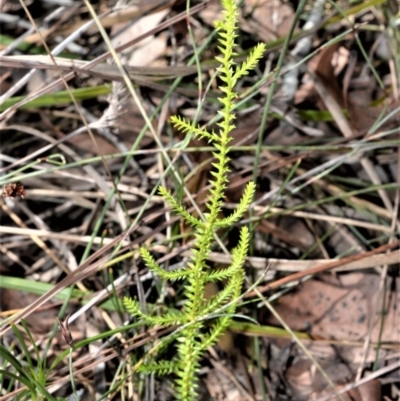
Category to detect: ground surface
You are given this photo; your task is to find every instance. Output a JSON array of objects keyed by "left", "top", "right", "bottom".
[{"left": 0, "top": 0, "right": 399, "bottom": 400}]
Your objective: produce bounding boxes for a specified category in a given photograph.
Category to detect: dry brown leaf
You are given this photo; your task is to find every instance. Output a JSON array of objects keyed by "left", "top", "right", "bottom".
[
  {"left": 66, "top": 132, "right": 120, "bottom": 155},
  {"left": 111, "top": 8, "right": 170, "bottom": 66},
  {"left": 357, "top": 380, "right": 382, "bottom": 401},
  {"left": 286, "top": 358, "right": 382, "bottom": 401},
  {"left": 311, "top": 42, "right": 344, "bottom": 109},
  {"left": 199, "top": 1, "right": 224, "bottom": 27},
  {"left": 240, "top": 0, "right": 295, "bottom": 42},
  {"left": 257, "top": 218, "right": 315, "bottom": 251},
  {"left": 200, "top": 0, "right": 295, "bottom": 43},
  {"left": 0, "top": 289, "right": 83, "bottom": 349},
  {"left": 0, "top": 289, "right": 58, "bottom": 334},
  {"left": 310, "top": 43, "right": 400, "bottom": 133},
  {"left": 21, "top": 0, "right": 174, "bottom": 44},
  {"left": 285, "top": 358, "right": 354, "bottom": 401},
  {"left": 267, "top": 273, "right": 400, "bottom": 343}
]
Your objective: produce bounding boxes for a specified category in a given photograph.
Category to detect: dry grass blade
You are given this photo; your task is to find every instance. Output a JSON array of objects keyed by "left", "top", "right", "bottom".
[
  {"left": 0, "top": 55, "right": 206, "bottom": 81},
  {"left": 0, "top": 0, "right": 399, "bottom": 399},
  {"left": 246, "top": 240, "right": 400, "bottom": 297}
]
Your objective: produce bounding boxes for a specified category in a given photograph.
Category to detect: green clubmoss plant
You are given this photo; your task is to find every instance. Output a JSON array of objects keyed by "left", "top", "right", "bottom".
[{"left": 123, "top": 1, "right": 265, "bottom": 399}]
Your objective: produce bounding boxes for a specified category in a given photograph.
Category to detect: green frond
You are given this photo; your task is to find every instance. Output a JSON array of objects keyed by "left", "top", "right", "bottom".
[
  {"left": 123, "top": 297, "right": 141, "bottom": 317},
  {"left": 203, "top": 276, "right": 237, "bottom": 314},
  {"left": 234, "top": 43, "right": 266, "bottom": 80},
  {"left": 159, "top": 186, "right": 202, "bottom": 227},
  {"left": 141, "top": 247, "right": 191, "bottom": 281},
  {"left": 122, "top": 0, "right": 260, "bottom": 398},
  {"left": 203, "top": 246, "right": 247, "bottom": 316},
  {"left": 170, "top": 115, "right": 213, "bottom": 142},
  {"left": 164, "top": 269, "right": 192, "bottom": 281},
  {"left": 152, "top": 312, "right": 185, "bottom": 327},
  {"left": 201, "top": 228, "right": 249, "bottom": 318},
  {"left": 138, "top": 360, "right": 178, "bottom": 375},
  {"left": 123, "top": 297, "right": 184, "bottom": 326},
  {"left": 233, "top": 226, "right": 250, "bottom": 268},
  {"left": 140, "top": 247, "right": 164, "bottom": 276},
  {"left": 204, "top": 264, "right": 239, "bottom": 282},
  {"left": 216, "top": 181, "right": 255, "bottom": 227},
  {"left": 175, "top": 338, "right": 202, "bottom": 401},
  {"left": 200, "top": 316, "right": 232, "bottom": 351},
  {"left": 141, "top": 310, "right": 185, "bottom": 327}
]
